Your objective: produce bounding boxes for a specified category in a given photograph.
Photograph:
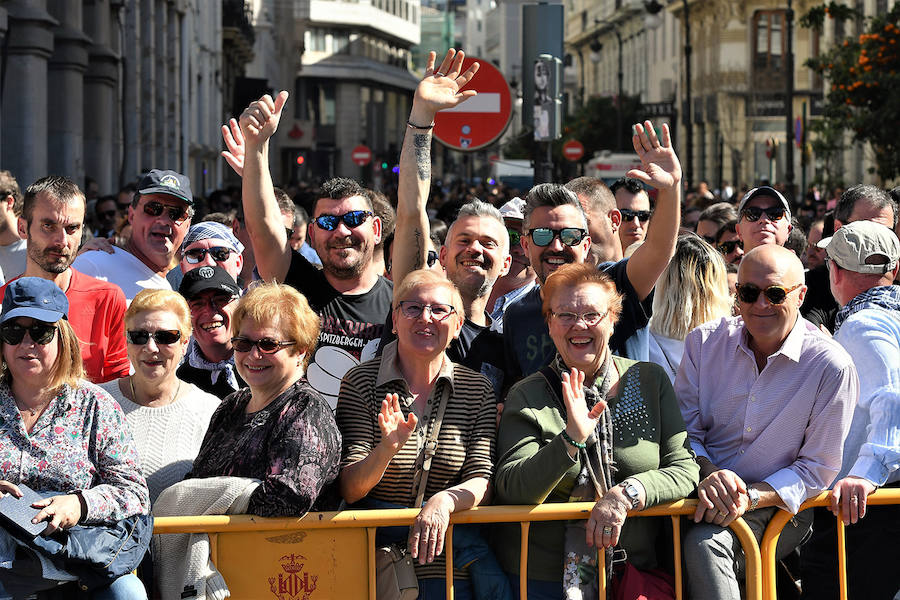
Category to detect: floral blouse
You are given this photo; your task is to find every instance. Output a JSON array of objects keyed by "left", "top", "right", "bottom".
[
  {"left": 0, "top": 380, "right": 150, "bottom": 524},
  {"left": 187, "top": 378, "right": 342, "bottom": 517}
]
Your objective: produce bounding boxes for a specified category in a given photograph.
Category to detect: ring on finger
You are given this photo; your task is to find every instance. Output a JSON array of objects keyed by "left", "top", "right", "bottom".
[
  {"left": 602, "top": 525, "right": 613, "bottom": 534},
  {"left": 434, "top": 71, "right": 445, "bottom": 77}
]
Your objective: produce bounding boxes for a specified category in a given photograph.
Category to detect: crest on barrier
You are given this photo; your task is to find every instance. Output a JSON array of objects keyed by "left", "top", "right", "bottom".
[{"left": 268, "top": 553, "right": 318, "bottom": 600}]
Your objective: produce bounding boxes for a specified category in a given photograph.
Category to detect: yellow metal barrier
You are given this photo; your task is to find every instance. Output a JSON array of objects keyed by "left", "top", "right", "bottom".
[
  {"left": 760, "top": 488, "right": 900, "bottom": 600},
  {"left": 153, "top": 500, "right": 762, "bottom": 600}
]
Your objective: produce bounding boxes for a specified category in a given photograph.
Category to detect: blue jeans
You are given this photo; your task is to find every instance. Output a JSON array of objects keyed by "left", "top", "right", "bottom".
[
  {"left": 351, "top": 497, "right": 513, "bottom": 600},
  {"left": 0, "top": 573, "right": 146, "bottom": 599}
]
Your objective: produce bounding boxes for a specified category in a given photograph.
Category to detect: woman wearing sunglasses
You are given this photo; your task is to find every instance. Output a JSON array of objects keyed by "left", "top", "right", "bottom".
[
  {"left": 100, "top": 289, "right": 220, "bottom": 502},
  {"left": 0, "top": 278, "right": 150, "bottom": 598},
  {"left": 186, "top": 283, "right": 341, "bottom": 517},
  {"left": 495, "top": 264, "right": 698, "bottom": 598},
  {"left": 337, "top": 269, "right": 509, "bottom": 599}
]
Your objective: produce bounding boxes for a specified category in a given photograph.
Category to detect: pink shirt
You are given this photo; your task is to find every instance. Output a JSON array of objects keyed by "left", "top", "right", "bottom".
[{"left": 675, "top": 316, "right": 858, "bottom": 513}]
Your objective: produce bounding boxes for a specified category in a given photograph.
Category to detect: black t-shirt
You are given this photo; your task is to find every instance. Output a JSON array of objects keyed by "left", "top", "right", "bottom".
[
  {"left": 284, "top": 251, "right": 393, "bottom": 409},
  {"left": 800, "top": 264, "right": 838, "bottom": 332}
]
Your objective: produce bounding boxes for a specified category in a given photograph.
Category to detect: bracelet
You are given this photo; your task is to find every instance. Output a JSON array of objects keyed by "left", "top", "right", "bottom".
[
  {"left": 561, "top": 430, "right": 586, "bottom": 449},
  {"left": 407, "top": 120, "right": 435, "bottom": 130}
]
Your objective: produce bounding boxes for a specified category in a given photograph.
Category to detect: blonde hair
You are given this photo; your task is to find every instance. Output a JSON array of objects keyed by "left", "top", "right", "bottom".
[
  {"left": 393, "top": 269, "right": 465, "bottom": 320},
  {"left": 0, "top": 318, "right": 84, "bottom": 391},
  {"left": 126, "top": 289, "right": 192, "bottom": 339},
  {"left": 540, "top": 263, "right": 623, "bottom": 325},
  {"left": 232, "top": 283, "right": 320, "bottom": 367},
  {"left": 649, "top": 234, "right": 732, "bottom": 340}
]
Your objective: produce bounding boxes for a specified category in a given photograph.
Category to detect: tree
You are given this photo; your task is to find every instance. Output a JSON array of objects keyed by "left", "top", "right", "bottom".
[{"left": 802, "top": 2, "right": 900, "bottom": 182}]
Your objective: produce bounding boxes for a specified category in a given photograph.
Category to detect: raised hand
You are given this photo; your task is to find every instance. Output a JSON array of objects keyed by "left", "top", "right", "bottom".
[
  {"left": 377, "top": 393, "right": 418, "bottom": 454},
  {"left": 410, "top": 49, "right": 480, "bottom": 124},
  {"left": 221, "top": 117, "right": 246, "bottom": 177},
  {"left": 560, "top": 368, "right": 605, "bottom": 445},
  {"left": 239, "top": 91, "right": 289, "bottom": 150},
  {"left": 627, "top": 121, "right": 682, "bottom": 191}
]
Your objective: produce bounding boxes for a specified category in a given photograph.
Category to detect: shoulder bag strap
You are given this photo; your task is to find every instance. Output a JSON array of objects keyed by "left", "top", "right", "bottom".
[{"left": 412, "top": 380, "right": 452, "bottom": 508}]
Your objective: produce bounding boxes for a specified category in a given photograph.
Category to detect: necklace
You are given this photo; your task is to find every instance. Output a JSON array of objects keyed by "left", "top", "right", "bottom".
[
  {"left": 129, "top": 376, "right": 181, "bottom": 407},
  {"left": 17, "top": 398, "right": 51, "bottom": 417}
]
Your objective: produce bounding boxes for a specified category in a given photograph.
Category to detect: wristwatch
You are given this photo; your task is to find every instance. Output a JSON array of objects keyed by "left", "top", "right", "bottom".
[
  {"left": 747, "top": 487, "right": 760, "bottom": 511},
  {"left": 621, "top": 480, "right": 641, "bottom": 510}
]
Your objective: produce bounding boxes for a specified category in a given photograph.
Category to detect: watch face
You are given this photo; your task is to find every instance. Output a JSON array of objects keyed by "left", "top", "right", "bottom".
[{"left": 624, "top": 484, "right": 640, "bottom": 508}]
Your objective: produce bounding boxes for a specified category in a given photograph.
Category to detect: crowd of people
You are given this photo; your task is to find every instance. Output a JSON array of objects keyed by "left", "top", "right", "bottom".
[{"left": 0, "top": 47, "right": 896, "bottom": 600}]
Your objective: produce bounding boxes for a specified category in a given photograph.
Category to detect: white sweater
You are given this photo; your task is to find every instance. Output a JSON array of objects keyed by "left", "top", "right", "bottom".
[{"left": 101, "top": 379, "right": 220, "bottom": 502}]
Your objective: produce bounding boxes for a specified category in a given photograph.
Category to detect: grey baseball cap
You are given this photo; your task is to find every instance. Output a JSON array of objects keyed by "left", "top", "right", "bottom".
[{"left": 817, "top": 220, "right": 900, "bottom": 274}]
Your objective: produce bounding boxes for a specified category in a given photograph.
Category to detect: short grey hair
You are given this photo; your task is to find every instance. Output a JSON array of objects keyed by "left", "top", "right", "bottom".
[
  {"left": 837, "top": 184, "right": 898, "bottom": 228},
  {"left": 447, "top": 199, "right": 509, "bottom": 255},
  {"left": 523, "top": 183, "right": 589, "bottom": 231}
]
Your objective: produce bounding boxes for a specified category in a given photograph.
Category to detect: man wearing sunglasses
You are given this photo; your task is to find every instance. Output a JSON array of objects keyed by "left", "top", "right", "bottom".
[
  {"left": 610, "top": 177, "right": 652, "bottom": 254},
  {"left": 677, "top": 245, "right": 857, "bottom": 600},
  {"left": 74, "top": 169, "right": 194, "bottom": 302},
  {"left": 176, "top": 221, "right": 244, "bottom": 289},
  {"left": 237, "top": 92, "right": 392, "bottom": 408},
  {"left": 735, "top": 186, "right": 793, "bottom": 254},
  {"left": 799, "top": 221, "right": 900, "bottom": 600},
  {"left": 0, "top": 176, "right": 130, "bottom": 384}
]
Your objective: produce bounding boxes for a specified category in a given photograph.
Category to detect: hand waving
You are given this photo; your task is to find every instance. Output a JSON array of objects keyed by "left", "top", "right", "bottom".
[
  {"left": 221, "top": 118, "right": 246, "bottom": 177},
  {"left": 378, "top": 393, "right": 418, "bottom": 454},
  {"left": 560, "top": 368, "right": 606, "bottom": 445},
  {"left": 627, "top": 121, "right": 682, "bottom": 191},
  {"left": 239, "top": 91, "right": 289, "bottom": 151},
  {"left": 411, "top": 49, "right": 480, "bottom": 122}
]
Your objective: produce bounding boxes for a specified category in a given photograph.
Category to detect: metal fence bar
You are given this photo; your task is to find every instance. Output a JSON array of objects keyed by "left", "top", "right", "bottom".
[
  {"left": 367, "top": 527, "right": 377, "bottom": 600},
  {"left": 445, "top": 524, "right": 454, "bottom": 599}
]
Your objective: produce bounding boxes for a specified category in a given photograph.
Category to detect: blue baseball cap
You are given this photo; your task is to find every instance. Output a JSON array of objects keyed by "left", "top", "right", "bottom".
[{"left": 1, "top": 278, "right": 69, "bottom": 324}]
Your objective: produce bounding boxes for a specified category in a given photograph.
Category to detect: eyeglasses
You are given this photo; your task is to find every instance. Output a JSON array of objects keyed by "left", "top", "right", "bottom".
[
  {"left": 0, "top": 322, "right": 57, "bottom": 345},
  {"left": 620, "top": 209, "right": 652, "bottom": 223},
  {"left": 740, "top": 206, "right": 786, "bottom": 223},
  {"left": 528, "top": 227, "right": 587, "bottom": 247},
  {"left": 551, "top": 310, "right": 608, "bottom": 327},
  {"left": 231, "top": 336, "right": 296, "bottom": 354},
  {"left": 701, "top": 235, "right": 717, "bottom": 245},
  {"left": 717, "top": 240, "right": 743, "bottom": 255},
  {"left": 314, "top": 210, "right": 373, "bottom": 231},
  {"left": 142, "top": 201, "right": 191, "bottom": 225},
  {"left": 426, "top": 250, "right": 439, "bottom": 268},
  {"left": 507, "top": 229, "right": 522, "bottom": 246},
  {"left": 396, "top": 301, "right": 457, "bottom": 322},
  {"left": 734, "top": 282, "right": 803, "bottom": 305},
  {"left": 183, "top": 246, "right": 234, "bottom": 264},
  {"left": 126, "top": 329, "right": 183, "bottom": 345},
  {"left": 188, "top": 293, "right": 237, "bottom": 313}
]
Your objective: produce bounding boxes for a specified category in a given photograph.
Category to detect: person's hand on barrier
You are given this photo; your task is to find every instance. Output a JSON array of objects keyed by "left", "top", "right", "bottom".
[
  {"left": 239, "top": 91, "right": 289, "bottom": 152},
  {"left": 32, "top": 494, "right": 83, "bottom": 535},
  {"left": 0, "top": 480, "right": 22, "bottom": 498},
  {"left": 586, "top": 491, "right": 629, "bottom": 548},
  {"left": 694, "top": 469, "right": 748, "bottom": 526},
  {"left": 77, "top": 236, "right": 116, "bottom": 256},
  {"left": 560, "top": 368, "right": 605, "bottom": 454},
  {"left": 830, "top": 476, "right": 876, "bottom": 525},
  {"left": 221, "top": 117, "right": 245, "bottom": 177},
  {"left": 409, "top": 491, "right": 453, "bottom": 564},
  {"left": 410, "top": 49, "right": 479, "bottom": 127},
  {"left": 627, "top": 121, "right": 682, "bottom": 191},
  {"left": 377, "top": 393, "right": 417, "bottom": 455}
]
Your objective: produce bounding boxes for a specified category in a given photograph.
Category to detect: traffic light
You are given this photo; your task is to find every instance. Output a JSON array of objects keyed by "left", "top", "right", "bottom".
[
  {"left": 533, "top": 54, "right": 562, "bottom": 142},
  {"left": 296, "top": 154, "right": 305, "bottom": 166}
]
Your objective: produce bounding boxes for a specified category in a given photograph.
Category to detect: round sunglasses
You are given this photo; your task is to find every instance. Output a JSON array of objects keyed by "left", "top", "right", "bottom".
[{"left": 734, "top": 283, "right": 802, "bottom": 305}]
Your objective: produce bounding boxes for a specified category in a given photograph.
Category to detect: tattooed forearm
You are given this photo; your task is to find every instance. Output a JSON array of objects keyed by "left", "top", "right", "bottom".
[
  {"left": 413, "top": 133, "right": 431, "bottom": 182},
  {"left": 413, "top": 229, "right": 425, "bottom": 270}
]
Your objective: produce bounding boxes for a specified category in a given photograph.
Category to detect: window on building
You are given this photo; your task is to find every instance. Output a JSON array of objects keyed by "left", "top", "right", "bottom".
[
  {"left": 752, "top": 10, "right": 785, "bottom": 90},
  {"left": 877, "top": 0, "right": 888, "bottom": 15}
]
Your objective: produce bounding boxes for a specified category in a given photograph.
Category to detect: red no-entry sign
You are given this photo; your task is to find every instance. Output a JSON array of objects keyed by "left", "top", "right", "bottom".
[
  {"left": 434, "top": 57, "right": 512, "bottom": 151},
  {"left": 563, "top": 140, "right": 584, "bottom": 162},
  {"left": 351, "top": 145, "right": 372, "bottom": 166}
]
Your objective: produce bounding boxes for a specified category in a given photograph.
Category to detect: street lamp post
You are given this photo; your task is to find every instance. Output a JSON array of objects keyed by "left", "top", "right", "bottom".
[
  {"left": 682, "top": 0, "right": 693, "bottom": 190},
  {"left": 785, "top": 0, "right": 795, "bottom": 199}
]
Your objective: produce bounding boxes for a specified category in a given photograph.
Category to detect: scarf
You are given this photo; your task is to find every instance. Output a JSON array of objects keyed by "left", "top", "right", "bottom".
[
  {"left": 186, "top": 338, "right": 239, "bottom": 391},
  {"left": 561, "top": 354, "right": 616, "bottom": 600},
  {"left": 834, "top": 285, "right": 900, "bottom": 333}
]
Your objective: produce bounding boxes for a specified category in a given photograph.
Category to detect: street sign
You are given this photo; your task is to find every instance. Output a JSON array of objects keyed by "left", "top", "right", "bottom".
[
  {"left": 434, "top": 57, "right": 512, "bottom": 151},
  {"left": 351, "top": 145, "right": 372, "bottom": 167},
  {"left": 562, "top": 140, "right": 584, "bottom": 162}
]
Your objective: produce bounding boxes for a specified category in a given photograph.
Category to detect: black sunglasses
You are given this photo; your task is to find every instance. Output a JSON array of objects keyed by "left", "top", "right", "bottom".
[
  {"left": 126, "top": 329, "right": 182, "bottom": 345},
  {"left": 184, "top": 246, "right": 234, "bottom": 264},
  {"left": 0, "top": 322, "right": 57, "bottom": 345},
  {"left": 740, "top": 206, "right": 786, "bottom": 223},
  {"left": 734, "top": 283, "right": 802, "bottom": 305},
  {"left": 717, "top": 240, "right": 743, "bottom": 255},
  {"left": 231, "top": 336, "right": 296, "bottom": 354},
  {"left": 314, "top": 210, "right": 373, "bottom": 231},
  {"left": 142, "top": 201, "right": 191, "bottom": 225},
  {"left": 528, "top": 227, "right": 587, "bottom": 247},
  {"left": 507, "top": 229, "right": 522, "bottom": 246},
  {"left": 620, "top": 209, "right": 652, "bottom": 223}
]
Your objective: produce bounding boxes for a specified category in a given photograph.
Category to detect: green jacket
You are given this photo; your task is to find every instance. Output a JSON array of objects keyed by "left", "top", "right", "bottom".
[{"left": 494, "top": 355, "right": 699, "bottom": 581}]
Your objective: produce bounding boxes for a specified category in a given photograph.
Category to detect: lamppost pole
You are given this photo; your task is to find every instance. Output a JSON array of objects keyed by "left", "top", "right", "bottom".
[
  {"left": 682, "top": 0, "right": 693, "bottom": 190},
  {"left": 785, "top": 0, "right": 796, "bottom": 198},
  {"left": 615, "top": 29, "right": 623, "bottom": 152}
]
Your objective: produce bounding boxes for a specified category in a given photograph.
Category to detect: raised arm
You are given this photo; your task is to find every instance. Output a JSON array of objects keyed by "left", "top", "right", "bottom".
[
  {"left": 393, "top": 49, "right": 479, "bottom": 289},
  {"left": 624, "top": 121, "right": 682, "bottom": 301},
  {"left": 239, "top": 91, "right": 293, "bottom": 282}
]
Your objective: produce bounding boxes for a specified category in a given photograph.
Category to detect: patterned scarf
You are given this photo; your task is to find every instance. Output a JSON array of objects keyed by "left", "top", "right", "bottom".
[
  {"left": 561, "top": 354, "right": 616, "bottom": 600},
  {"left": 186, "top": 338, "right": 239, "bottom": 391},
  {"left": 834, "top": 285, "right": 900, "bottom": 333}
]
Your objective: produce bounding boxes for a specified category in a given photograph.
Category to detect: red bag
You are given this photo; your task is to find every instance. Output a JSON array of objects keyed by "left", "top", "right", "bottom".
[{"left": 612, "top": 562, "right": 676, "bottom": 600}]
